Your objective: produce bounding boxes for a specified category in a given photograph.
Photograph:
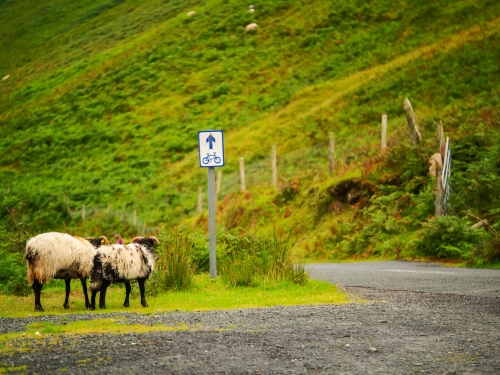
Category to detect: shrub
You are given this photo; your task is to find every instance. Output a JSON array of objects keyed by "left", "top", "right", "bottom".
[
  {"left": 410, "top": 216, "right": 488, "bottom": 261},
  {"left": 478, "top": 235, "right": 500, "bottom": 263},
  {"left": 275, "top": 179, "right": 300, "bottom": 206}
]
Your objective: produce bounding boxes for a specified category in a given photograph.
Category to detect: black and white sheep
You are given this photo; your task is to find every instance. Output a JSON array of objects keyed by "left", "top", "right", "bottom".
[
  {"left": 25, "top": 232, "right": 109, "bottom": 311},
  {"left": 89, "top": 236, "right": 160, "bottom": 310}
]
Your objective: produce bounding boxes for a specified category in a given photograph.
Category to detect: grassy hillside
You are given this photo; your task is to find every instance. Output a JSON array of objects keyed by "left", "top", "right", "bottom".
[{"left": 1, "top": 0, "right": 500, "bottom": 264}]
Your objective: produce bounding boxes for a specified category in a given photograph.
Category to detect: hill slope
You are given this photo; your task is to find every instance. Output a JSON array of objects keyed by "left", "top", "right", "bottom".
[{"left": 1, "top": 0, "right": 500, "bottom": 261}]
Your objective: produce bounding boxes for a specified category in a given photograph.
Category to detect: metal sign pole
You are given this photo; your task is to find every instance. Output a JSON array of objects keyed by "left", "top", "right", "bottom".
[
  {"left": 198, "top": 130, "right": 224, "bottom": 279},
  {"left": 208, "top": 166, "right": 217, "bottom": 278}
]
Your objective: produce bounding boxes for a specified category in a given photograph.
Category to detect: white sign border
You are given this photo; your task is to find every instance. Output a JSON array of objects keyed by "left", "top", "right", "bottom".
[{"left": 198, "top": 130, "right": 225, "bottom": 168}]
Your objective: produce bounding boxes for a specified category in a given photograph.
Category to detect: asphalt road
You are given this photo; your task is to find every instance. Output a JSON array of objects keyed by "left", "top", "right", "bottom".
[{"left": 306, "top": 261, "right": 500, "bottom": 297}]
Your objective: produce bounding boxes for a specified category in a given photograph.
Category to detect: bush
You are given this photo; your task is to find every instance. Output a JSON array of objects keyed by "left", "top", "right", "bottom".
[
  {"left": 479, "top": 236, "right": 500, "bottom": 263},
  {"left": 410, "top": 216, "right": 488, "bottom": 261}
]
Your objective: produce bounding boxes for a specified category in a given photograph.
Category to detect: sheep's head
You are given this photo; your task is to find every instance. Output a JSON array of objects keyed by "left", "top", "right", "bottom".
[
  {"left": 132, "top": 236, "right": 160, "bottom": 247},
  {"left": 86, "top": 235, "right": 109, "bottom": 248}
]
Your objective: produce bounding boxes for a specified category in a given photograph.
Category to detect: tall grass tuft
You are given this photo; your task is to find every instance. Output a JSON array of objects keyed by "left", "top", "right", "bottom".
[
  {"left": 218, "top": 229, "right": 308, "bottom": 287},
  {"left": 155, "top": 228, "right": 198, "bottom": 292},
  {"left": 0, "top": 207, "right": 31, "bottom": 296}
]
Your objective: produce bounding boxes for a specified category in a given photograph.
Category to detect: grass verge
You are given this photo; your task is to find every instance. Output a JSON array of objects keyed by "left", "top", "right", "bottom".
[{"left": 0, "top": 274, "right": 350, "bottom": 319}]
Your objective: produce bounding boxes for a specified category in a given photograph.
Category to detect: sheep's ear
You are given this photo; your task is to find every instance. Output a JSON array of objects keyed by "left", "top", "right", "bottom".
[
  {"left": 149, "top": 236, "right": 160, "bottom": 245},
  {"left": 131, "top": 236, "right": 144, "bottom": 243}
]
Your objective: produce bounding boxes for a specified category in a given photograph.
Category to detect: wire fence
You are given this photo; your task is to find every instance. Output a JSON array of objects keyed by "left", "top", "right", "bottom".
[
  {"left": 65, "top": 105, "right": 464, "bottom": 228},
  {"left": 66, "top": 204, "right": 158, "bottom": 235},
  {"left": 215, "top": 120, "right": 409, "bottom": 202}
]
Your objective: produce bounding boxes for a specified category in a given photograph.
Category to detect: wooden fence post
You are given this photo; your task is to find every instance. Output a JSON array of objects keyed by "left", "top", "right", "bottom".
[
  {"left": 197, "top": 186, "right": 203, "bottom": 213},
  {"left": 216, "top": 169, "right": 222, "bottom": 199},
  {"left": 403, "top": 98, "right": 422, "bottom": 145},
  {"left": 107, "top": 205, "right": 111, "bottom": 217},
  {"left": 271, "top": 143, "right": 277, "bottom": 187},
  {"left": 381, "top": 114, "right": 387, "bottom": 152},
  {"left": 435, "top": 165, "right": 443, "bottom": 217},
  {"left": 133, "top": 210, "right": 137, "bottom": 227},
  {"left": 328, "top": 132, "right": 335, "bottom": 172},
  {"left": 239, "top": 157, "right": 246, "bottom": 192},
  {"left": 437, "top": 120, "right": 445, "bottom": 151},
  {"left": 82, "top": 204, "right": 86, "bottom": 220}
]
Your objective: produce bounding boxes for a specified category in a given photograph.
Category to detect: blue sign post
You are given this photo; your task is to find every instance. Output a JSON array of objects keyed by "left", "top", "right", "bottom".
[{"left": 198, "top": 130, "right": 224, "bottom": 278}]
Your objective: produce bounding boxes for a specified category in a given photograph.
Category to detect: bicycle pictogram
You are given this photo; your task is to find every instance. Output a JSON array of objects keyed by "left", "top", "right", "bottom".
[{"left": 202, "top": 152, "right": 221, "bottom": 165}]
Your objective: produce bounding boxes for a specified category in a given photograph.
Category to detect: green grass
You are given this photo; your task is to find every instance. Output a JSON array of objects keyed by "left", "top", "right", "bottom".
[
  {"left": 0, "top": 366, "right": 27, "bottom": 375},
  {"left": 1, "top": 0, "right": 500, "bottom": 266},
  {"left": 0, "top": 274, "right": 351, "bottom": 318},
  {"left": 1, "top": 0, "right": 500, "bottom": 233}
]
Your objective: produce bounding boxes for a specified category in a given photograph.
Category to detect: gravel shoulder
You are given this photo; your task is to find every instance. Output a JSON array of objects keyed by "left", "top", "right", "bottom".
[{"left": 1, "top": 262, "right": 499, "bottom": 374}]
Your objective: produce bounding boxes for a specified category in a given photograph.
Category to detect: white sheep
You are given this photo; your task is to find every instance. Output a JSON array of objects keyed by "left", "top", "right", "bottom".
[
  {"left": 25, "top": 232, "right": 108, "bottom": 311},
  {"left": 249, "top": 8, "right": 255, "bottom": 13},
  {"left": 245, "top": 23, "right": 258, "bottom": 32},
  {"left": 2, "top": 75, "right": 9, "bottom": 81},
  {"left": 187, "top": 11, "right": 196, "bottom": 17},
  {"left": 90, "top": 236, "right": 160, "bottom": 309}
]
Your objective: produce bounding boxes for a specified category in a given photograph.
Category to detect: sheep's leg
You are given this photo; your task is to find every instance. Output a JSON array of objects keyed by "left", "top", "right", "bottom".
[
  {"left": 90, "top": 287, "right": 99, "bottom": 310},
  {"left": 80, "top": 277, "right": 91, "bottom": 309},
  {"left": 99, "top": 280, "right": 110, "bottom": 309},
  {"left": 138, "top": 278, "right": 148, "bottom": 307},
  {"left": 32, "top": 279, "right": 44, "bottom": 312},
  {"left": 63, "top": 279, "right": 71, "bottom": 309},
  {"left": 123, "top": 281, "right": 131, "bottom": 307}
]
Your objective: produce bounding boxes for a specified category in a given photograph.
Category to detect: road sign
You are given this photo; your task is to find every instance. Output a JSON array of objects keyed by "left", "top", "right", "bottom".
[
  {"left": 198, "top": 130, "right": 224, "bottom": 168},
  {"left": 198, "top": 130, "right": 224, "bottom": 279}
]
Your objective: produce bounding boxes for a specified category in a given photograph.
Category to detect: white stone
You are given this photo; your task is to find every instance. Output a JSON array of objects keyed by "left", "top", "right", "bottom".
[{"left": 245, "top": 23, "right": 258, "bottom": 31}]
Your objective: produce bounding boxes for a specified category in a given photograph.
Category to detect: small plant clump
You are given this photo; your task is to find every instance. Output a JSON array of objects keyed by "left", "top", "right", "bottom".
[
  {"left": 0, "top": 207, "right": 30, "bottom": 296},
  {"left": 217, "top": 228, "right": 308, "bottom": 287},
  {"left": 154, "top": 228, "right": 199, "bottom": 292},
  {"left": 149, "top": 227, "right": 309, "bottom": 294}
]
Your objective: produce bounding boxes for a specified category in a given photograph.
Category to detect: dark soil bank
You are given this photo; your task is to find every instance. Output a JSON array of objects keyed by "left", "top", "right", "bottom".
[{"left": 1, "top": 287, "right": 499, "bottom": 374}]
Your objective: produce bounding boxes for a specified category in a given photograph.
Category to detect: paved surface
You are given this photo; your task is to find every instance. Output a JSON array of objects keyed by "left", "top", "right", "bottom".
[
  {"left": 306, "top": 261, "right": 500, "bottom": 297},
  {"left": 0, "top": 261, "right": 499, "bottom": 374}
]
